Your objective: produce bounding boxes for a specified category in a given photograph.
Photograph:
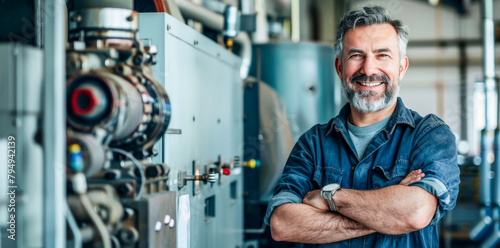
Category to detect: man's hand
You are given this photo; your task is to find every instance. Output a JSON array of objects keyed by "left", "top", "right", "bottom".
[
  {"left": 303, "top": 190, "right": 329, "bottom": 211},
  {"left": 399, "top": 169, "right": 425, "bottom": 186},
  {"left": 303, "top": 169, "right": 425, "bottom": 211}
]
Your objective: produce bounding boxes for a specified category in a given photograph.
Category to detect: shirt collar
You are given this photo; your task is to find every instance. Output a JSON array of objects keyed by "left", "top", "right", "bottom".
[{"left": 326, "top": 97, "right": 415, "bottom": 136}]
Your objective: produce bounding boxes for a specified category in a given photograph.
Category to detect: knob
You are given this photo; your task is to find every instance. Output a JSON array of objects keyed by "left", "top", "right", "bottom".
[
  {"left": 244, "top": 159, "right": 260, "bottom": 169},
  {"left": 207, "top": 173, "right": 218, "bottom": 183},
  {"left": 178, "top": 170, "right": 219, "bottom": 189},
  {"left": 222, "top": 168, "right": 231, "bottom": 176}
]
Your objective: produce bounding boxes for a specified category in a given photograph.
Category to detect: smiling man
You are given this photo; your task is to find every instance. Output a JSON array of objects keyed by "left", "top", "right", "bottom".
[{"left": 265, "top": 5, "right": 460, "bottom": 247}]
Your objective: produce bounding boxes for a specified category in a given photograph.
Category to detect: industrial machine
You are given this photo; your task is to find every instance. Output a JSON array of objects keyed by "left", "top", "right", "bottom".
[
  {"left": 63, "top": 1, "right": 245, "bottom": 247},
  {"left": 64, "top": 1, "right": 179, "bottom": 247}
]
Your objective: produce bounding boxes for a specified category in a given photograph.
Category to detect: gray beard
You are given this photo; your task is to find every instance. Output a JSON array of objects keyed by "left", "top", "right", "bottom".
[{"left": 341, "top": 80, "right": 400, "bottom": 113}]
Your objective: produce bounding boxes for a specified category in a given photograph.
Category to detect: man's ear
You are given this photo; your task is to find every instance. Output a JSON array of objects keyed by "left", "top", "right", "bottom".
[
  {"left": 399, "top": 56, "right": 409, "bottom": 80},
  {"left": 335, "top": 57, "right": 342, "bottom": 78}
]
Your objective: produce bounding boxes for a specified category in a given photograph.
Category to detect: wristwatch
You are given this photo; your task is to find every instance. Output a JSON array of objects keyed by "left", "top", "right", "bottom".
[{"left": 321, "top": 183, "right": 341, "bottom": 212}]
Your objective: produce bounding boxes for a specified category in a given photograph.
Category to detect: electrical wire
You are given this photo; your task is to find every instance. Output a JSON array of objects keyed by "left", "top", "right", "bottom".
[{"left": 109, "top": 148, "right": 145, "bottom": 200}]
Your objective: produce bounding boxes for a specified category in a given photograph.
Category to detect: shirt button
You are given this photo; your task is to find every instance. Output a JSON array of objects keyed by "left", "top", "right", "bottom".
[{"left": 351, "top": 166, "right": 355, "bottom": 171}]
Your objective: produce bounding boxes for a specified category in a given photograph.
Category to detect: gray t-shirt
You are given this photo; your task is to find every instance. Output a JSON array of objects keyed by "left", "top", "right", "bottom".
[{"left": 347, "top": 115, "right": 391, "bottom": 159}]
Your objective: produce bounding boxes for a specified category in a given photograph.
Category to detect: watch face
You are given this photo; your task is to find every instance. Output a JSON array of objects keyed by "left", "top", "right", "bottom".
[{"left": 323, "top": 183, "right": 340, "bottom": 191}]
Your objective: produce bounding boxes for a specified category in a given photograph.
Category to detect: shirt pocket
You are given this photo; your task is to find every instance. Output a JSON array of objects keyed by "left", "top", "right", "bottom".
[
  {"left": 371, "top": 159, "right": 409, "bottom": 189},
  {"left": 314, "top": 166, "right": 343, "bottom": 187}
]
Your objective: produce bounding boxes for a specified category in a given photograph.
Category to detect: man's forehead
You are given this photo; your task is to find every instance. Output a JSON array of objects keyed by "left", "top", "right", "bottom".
[{"left": 342, "top": 23, "right": 399, "bottom": 53}]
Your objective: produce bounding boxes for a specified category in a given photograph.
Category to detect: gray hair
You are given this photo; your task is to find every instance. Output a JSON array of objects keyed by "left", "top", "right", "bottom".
[{"left": 334, "top": 6, "right": 409, "bottom": 60}]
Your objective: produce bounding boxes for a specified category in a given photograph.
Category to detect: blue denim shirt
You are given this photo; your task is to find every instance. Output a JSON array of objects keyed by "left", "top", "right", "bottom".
[{"left": 264, "top": 98, "right": 460, "bottom": 248}]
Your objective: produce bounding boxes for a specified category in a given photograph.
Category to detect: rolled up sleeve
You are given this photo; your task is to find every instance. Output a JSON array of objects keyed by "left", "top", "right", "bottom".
[
  {"left": 263, "top": 126, "right": 319, "bottom": 226},
  {"left": 409, "top": 175, "right": 453, "bottom": 225},
  {"left": 409, "top": 118, "right": 460, "bottom": 226},
  {"left": 264, "top": 191, "right": 303, "bottom": 225}
]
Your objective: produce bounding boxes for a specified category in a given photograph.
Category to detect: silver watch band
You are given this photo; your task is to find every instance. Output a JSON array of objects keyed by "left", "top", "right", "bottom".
[{"left": 328, "top": 188, "right": 339, "bottom": 212}]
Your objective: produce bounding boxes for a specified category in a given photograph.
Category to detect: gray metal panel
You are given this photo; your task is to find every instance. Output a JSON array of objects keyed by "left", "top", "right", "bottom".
[
  {"left": 0, "top": 45, "right": 44, "bottom": 248},
  {"left": 122, "top": 191, "right": 177, "bottom": 248},
  {"left": 0, "top": 45, "right": 43, "bottom": 113},
  {"left": 139, "top": 13, "right": 244, "bottom": 248}
]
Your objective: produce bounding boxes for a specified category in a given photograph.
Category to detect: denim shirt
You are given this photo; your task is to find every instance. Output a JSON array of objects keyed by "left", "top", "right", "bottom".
[{"left": 264, "top": 98, "right": 460, "bottom": 248}]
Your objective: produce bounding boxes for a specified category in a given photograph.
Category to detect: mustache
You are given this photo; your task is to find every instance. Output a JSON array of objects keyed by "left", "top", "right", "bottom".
[{"left": 349, "top": 73, "right": 390, "bottom": 84}]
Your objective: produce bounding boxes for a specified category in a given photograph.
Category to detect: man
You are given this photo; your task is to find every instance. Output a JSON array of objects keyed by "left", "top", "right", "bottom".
[{"left": 265, "top": 5, "right": 460, "bottom": 247}]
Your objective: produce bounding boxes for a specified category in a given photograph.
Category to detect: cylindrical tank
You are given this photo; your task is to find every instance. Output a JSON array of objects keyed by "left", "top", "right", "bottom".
[{"left": 250, "top": 42, "right": 336, "bottom": 139}]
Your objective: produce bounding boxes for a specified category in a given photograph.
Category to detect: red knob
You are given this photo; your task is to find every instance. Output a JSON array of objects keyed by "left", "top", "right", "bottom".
[{"left": 222, "top": 168, "right": 230, "bottom": 176}]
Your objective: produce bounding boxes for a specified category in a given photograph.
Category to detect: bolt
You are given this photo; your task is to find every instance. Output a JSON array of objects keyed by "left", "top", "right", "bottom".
[
  {"left": 117, "top": 183, "right": 134, "bottom": 196},
  {"left": 122, "top": 208, "right": 135, "bottom": 220},
  {"left": 98, "top": 207, "right": 110, "bottom": 222},
  {"left": 167, "top": 24, "right": 171, "bottom": 31},
  {"left": 133, "top": 54, "right": 143, "bottom": 66},
  {"left": 146, "top": 166, "right": 160, "bottom": 178},
  {"left": 155, "top": 221, "right": 162, "bottom": 231},
  {"left": 164, "top": 215, "right": 171, "bottom": 224},
  {"left": 194, "top": 40, "right": 199, "bottom": 45}
]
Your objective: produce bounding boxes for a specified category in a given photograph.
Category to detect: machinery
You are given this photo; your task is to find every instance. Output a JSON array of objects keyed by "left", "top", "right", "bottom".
[
  {"left": 63, "top": 1, "right": 246, "bottom": 247},
  {"left": 65, "top": 1, "right": 177, "bottom": 247}
]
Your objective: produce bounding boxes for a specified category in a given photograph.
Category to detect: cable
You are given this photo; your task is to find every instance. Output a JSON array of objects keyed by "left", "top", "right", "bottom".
[
  {"left": 66, "top": 202, "right": 82, "bottom": 248},
  {"left": 109, "top": 148, "right": 145, "bottom": 200},
  {"left": 71, "top": 172, "right": 111, "bottom": 248},
  {"left": 79, "top": 193, "right": 112, "bottom": 248}
]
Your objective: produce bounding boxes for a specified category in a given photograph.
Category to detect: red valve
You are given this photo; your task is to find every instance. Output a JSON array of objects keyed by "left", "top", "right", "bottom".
[
  {"left": 71, "top": 88, "right": 97, "bottom": 115},
  {"left": 222, "top": 168, "right": 230, "bottom": 176}
]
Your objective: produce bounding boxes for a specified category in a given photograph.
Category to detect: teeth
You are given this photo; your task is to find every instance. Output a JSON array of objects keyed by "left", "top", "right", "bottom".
[{"left": 358, "top": 82, "right": 382, "bottom": 87}]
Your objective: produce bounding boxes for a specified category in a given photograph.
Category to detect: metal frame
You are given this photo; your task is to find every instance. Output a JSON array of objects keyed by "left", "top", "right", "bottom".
[{"left": 43, "top": 0, "right": 66, "bottom": 247}]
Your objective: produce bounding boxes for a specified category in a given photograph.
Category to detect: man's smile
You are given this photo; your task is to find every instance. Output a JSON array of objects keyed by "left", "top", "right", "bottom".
[{"left": 356, "top": 81, "right": 384, "bottom": 87}]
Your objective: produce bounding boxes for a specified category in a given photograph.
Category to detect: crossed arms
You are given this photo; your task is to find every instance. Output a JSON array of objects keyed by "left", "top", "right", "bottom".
[{"left": 269, "top": 169, "right": 438, "bottom": 244}]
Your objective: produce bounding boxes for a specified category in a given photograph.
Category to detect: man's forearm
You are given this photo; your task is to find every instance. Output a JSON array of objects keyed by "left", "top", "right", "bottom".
[
  {"left": 270, "top": 203, "right": 375, "bottom": 243},
  {"left": 334, "top": 185, "right": 438, "bottom": 235}
]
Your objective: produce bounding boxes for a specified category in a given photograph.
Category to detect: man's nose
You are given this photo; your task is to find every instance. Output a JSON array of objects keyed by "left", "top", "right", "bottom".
[{"left": 360, "top": 56, "right": 378, "bottom": 76}]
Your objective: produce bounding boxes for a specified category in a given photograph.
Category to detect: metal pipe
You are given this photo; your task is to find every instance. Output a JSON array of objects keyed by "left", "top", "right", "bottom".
[
  {"left": 176, "top": 0, "right": 224, "bottom": 30},
  {"left": 493, "top": 129, "right": 500, "bottom": 201},
  {"left": 43, "top": 0, "right": 66, "bottom": 247},
  {"left": 482, "top": 129, "right": 500, "bottom": 247},
  {"left": 483, "top": 49, "right": 500, "bottom": 248},
  {"left": 175, "top": 0, "right": 251, "bottom": 78},
  {"left": 458, "top": 41, "right": 468, "bottom": 142},
  {"left": 484, "top": 82, "right": 500, "bottom": 246},
  {"left": 471, "top": 0, "right": 496, "bottom": 242},
  {"left": 482, "top": 0, "right": 495, "bottom": 211},
  {"left": 35, "top": 0, "right": 43, "bottom": 47},
  {"left": 234, "top": 32, "right": 251, "bottom": 79}
]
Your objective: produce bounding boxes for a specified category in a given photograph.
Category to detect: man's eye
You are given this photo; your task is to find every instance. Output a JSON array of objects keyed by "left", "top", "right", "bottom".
[
  {"left": 379, "top": 54, "right": 389, "bottom": 57},
  {"left": 351, "top": 54, "right": 362, "bottom": 58}
]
